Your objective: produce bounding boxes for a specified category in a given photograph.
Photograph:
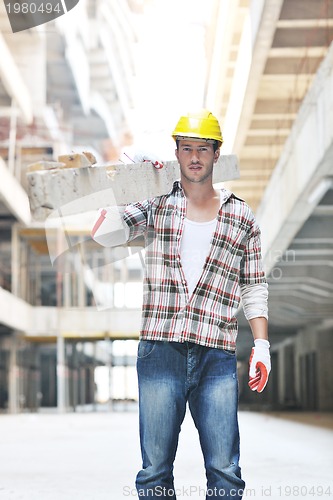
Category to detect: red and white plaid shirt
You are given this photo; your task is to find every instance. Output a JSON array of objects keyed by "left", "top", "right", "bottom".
[{"left": 120, "top": 181, "right": 266, "bottom": 351}]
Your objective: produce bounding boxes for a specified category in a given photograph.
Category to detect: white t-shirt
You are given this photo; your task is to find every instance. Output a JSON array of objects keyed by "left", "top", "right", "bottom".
[{"left": 180, "top": 216, "right": 217, "bottom": 297}]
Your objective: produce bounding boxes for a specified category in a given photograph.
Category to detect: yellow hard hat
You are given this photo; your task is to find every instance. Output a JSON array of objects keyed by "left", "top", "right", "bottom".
[{"left": 172, "top": 109, "right": 223, "bottom": 146}]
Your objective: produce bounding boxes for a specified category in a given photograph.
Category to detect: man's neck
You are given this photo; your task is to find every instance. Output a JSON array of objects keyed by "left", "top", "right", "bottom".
[
  {"left": 181, "top": 177, "right": 216, "bottom": 202},
  {"left": 181, "top": 180, "right": 220, "bottom": 222}
]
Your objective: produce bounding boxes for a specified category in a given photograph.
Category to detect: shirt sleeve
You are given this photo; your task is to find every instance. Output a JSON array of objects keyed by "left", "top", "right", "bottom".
[
  {"left": 123, "top": 200, "right": 149, "bottom": 241},
  {"left": 239, "top": 221, "right": 267, "bottom": 286},
  {"left": 240, "top": 282, "right": 268, "bottom": 320}
]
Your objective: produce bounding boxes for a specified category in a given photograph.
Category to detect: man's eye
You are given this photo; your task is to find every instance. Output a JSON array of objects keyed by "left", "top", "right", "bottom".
[
  {"left": 198, "top": 147, "right": 208, "bottom": 152},
  {"left": 182, "top": 147, "right": 191, "bottom": 152}
]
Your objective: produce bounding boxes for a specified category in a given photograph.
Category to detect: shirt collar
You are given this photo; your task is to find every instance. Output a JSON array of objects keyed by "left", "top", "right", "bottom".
[{"left": 170, "top": 180, "right": 234, "bottom": 206}]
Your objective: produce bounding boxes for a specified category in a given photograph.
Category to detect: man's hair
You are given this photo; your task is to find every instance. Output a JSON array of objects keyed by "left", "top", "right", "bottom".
[{"left": 175, "top": 139, "right": 219, "bottom": 152}]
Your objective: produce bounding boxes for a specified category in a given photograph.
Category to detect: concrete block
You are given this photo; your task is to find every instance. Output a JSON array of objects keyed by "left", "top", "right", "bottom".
[{"left": 26, "top": 155, "right": 239, "bottom": 221}]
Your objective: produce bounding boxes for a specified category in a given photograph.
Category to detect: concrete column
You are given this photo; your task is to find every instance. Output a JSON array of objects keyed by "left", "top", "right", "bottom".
[
  {"left": 295, "top": 328, "right": 319, "bottom": 411},
  {"left": 25, "top": 244, "right": 31, "bottom": 304},
  {"left": 56, "top": 226, "right": 67, "bottom": 412},
  {"left": 275, "top": 344, "right": 284, "bottom": 406},
  {"left": 71, "top": 342, "right": 79, "bottom": 411},
  {"left": 77, "top": 244, "right": 85, "bottom": 308},
  {"left": 93, "top": 343, "right": 97, "bottom": 411},
  {"left": 35, "top": 257, "right": 42, "bottom": 306},
  {"left": 63, "top": 257, "right": 72, "bottom": 308},
  {"left": 8, "top": 333, "right": 19, "bottom": 414},
  {"left": 11, "top": 224, "right": 20, "bottom": 298},
  {"left": 28, "top": 344, "right": 40, "bottom": 410},
  {"left": 108, "top": 339, "right": 113, "bottom": 411},
  {"left": 56, "top": 334, "right": 66, "bottom": 412},
  {"left": 275, "top": 340, "right": 298, "bottom": 408},
  {"left": 20, "top": 240, "right": 28, "bottom": 302},
  {"left": 78, "top": 344, "right": 86, "bottom": 406},
  {"left": 317, "top": 329, "right": 333, "bottom": 411}
]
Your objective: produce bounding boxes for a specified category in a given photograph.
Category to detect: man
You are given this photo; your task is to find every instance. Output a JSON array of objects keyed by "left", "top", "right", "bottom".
[{"left": 92, "top": 110, "right": 271, "bottom": 500}]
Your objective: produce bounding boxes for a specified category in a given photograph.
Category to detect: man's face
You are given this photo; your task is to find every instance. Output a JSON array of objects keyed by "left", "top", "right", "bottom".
[{"left": 175, "top": 139, "right": 220, "bottom": 184}]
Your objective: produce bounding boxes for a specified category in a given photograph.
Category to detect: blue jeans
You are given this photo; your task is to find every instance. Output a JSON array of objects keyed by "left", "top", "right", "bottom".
[{"left": 135, "top": 340, "right": 245, "bottom": 499}]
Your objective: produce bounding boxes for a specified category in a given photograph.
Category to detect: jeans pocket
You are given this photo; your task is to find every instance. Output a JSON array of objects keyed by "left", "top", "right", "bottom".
[
  {"left": 222, "top": 348, "right": 236, "bottom": 357},
  {"left": 137, "top": 340, "right": 156, "bottom": 359}
]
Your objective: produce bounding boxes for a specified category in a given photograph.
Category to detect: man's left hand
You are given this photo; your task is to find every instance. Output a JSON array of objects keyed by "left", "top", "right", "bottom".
[{"left": 248, "top": 339, "right": 271, "bottom": 393}]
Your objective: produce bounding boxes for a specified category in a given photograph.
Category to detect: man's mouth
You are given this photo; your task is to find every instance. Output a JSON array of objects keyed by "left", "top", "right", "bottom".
[{"left": 189, "top": 165, "right": 202, "bottom": 170}]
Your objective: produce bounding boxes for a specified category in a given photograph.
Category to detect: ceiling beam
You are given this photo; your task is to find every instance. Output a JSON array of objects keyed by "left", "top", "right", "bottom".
[
  {"left": 222, "top": 0, "right": 285, "bottom": 154},
  {"left": 269, "top": 46, "right": 328, "bottom": 58},
  {"left": 276, "top": 19, "right": 333, "bottom": 28},
  {"left": 247, "top": 128, "right": 290, "bottom": 136}
]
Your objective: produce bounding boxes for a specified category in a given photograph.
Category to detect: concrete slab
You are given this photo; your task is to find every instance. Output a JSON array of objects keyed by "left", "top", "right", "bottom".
[
  {"left": 0, "top": 409, "right": 332, "bottom": 499},
  {"left": 26, "top": 155, "right": 240, "bottom": 221}
]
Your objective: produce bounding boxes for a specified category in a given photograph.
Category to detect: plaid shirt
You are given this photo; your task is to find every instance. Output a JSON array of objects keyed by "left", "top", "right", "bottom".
[{"left": 123, "top": 181, "right": 266, "bottom": 351}]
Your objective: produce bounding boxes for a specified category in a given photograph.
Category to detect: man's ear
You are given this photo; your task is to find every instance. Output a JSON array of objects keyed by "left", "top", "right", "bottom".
[
  {"left": 214, "top": 148, "right": 220, "bottom": 163},
  {"left": 175, "top": 148, "right": 179, "bottom": 161}
]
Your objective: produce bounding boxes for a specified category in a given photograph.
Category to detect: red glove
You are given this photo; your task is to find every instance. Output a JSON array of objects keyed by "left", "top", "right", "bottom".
[
  {"left": 248, "top": 339, "right": 271, "bottom": 393},
  {"left": 144, "top": 159, "right": 164, "bottom": 169}
]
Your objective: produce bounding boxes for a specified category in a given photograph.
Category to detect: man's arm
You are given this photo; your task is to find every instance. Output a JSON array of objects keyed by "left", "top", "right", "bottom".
[
  {"left": 248, "top": 316, "right": 268, "bottom": 341},
  {"left": 241, "top": 282, "right": 271, "bottom": 393},
  {"left": 239, "top": 216, "right": 271, "bottom": 393}
]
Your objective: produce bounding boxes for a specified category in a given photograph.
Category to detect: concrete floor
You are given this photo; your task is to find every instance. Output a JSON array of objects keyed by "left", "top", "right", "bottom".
[{"left": 0, "top": 408, "right": 332, "bottom": 500}]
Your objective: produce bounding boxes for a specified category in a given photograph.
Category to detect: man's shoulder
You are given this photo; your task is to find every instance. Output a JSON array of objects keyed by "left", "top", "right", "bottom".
[
  {"left": 232, "top": 193, "right": 246, "bottom": 203},
  {"left": 222, "top": 189, "right": 256, "bottom": 222},
  {"left": 221, "top": 188, "right": 248, "bottom": 208}
]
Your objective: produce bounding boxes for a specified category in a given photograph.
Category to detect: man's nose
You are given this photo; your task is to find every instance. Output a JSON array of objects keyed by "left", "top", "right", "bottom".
[{"left": 190, "top": 151, "right": 199, "bottom": 163}]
